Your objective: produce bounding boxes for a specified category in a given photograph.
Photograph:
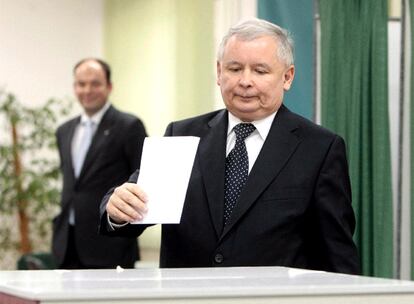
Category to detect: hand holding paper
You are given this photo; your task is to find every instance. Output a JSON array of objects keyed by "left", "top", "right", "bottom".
[{"left": 132, "top": 136, "right": 200, "bottom": 224}]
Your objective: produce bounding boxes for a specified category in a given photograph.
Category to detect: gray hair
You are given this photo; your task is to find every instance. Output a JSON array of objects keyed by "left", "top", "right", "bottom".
[{"left": 217, "top": 18, "right": 294, "bottom": 66}]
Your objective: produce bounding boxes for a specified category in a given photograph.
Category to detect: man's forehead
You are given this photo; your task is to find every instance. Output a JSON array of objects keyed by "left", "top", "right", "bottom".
[
  {"left": 221, "top": 36, "right": 279, "bottom": 63},
  {"left": 76, "top": 60, "right": 103, "bottom": 74}
]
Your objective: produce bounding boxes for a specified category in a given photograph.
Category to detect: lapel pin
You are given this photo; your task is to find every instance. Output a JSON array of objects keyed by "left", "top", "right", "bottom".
[{"left": 104, "top": 129, "right": 110, "bottom": 136}]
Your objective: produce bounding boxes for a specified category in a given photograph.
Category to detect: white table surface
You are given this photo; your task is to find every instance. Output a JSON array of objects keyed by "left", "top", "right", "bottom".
[{"left": 1, "top": 266, "right": 414, "bottom": 304}]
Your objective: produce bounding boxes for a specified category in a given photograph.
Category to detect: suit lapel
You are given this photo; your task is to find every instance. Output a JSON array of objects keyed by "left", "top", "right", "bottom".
[
  {"left": 198, "top": 110, "right": 228, "bottom": 237},
  {"left": 221, "top": 106, "right": 303, "bottom": 239},
  {"left": 77, "top": 106, "right": 115, "bottom": 182}
]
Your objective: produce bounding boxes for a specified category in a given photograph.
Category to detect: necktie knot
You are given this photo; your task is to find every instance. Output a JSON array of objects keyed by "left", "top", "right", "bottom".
[
  {"left": 83, "top": 119, "right": 94, "bottom": 128},
  {"left": 234, "top": 123, "right": 256, "bottom": 141}
]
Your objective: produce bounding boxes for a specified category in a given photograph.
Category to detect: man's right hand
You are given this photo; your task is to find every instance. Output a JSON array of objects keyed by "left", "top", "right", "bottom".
[{"left": 106, "top": 183, "right": 148, "bottom": 224}]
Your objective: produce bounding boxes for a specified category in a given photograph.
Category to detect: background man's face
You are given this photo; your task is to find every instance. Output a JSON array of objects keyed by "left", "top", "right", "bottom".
[
  {"left": 217, "top": 35, "right": 294, "bottom": 122},
  {"left": 74, "top": 60, "right": 112, "bottom": 116}
]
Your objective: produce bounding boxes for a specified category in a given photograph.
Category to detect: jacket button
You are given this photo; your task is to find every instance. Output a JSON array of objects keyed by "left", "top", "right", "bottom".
[{"left": 214, "top": 253, "right": 224, "bottom": 264}]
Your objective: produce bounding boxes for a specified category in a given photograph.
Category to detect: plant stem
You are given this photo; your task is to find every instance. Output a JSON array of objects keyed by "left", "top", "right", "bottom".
[{"left": 11, "top": 118, "right": 32, "bottom": 254}]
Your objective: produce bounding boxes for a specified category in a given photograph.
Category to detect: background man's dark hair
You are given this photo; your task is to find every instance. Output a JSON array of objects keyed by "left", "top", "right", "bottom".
[{"left": 73, "top": 58, "right": 111, "bottom": 84}]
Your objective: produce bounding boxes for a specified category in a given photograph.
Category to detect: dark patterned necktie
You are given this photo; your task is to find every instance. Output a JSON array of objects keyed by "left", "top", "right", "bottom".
[{"left": 224, "top": 123, "right": 256, "bottom": 225}]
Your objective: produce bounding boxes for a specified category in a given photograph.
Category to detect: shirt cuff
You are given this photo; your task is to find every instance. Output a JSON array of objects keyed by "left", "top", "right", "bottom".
[{"left": 107, "top": 213, "right": 129, "bottom": 230}]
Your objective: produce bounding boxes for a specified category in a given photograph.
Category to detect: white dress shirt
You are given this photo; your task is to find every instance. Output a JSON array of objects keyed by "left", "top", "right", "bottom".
[
  {"left": 69, "top": 101, "right": 110, "bottom": 225},
  {"left": 71, "top": 101, "right": 111, "bottom": 164},
  {"left": 226, "top": 111, "right": 276, "bottom": 173}
]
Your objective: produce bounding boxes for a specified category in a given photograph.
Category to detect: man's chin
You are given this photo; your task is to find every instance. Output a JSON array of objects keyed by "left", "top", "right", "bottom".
[
  {"left": 230, "top": 108, "right": 260, "bottom": 122},
  {"left": 82, "top": 103, "right": 101, "bottom": 115}
]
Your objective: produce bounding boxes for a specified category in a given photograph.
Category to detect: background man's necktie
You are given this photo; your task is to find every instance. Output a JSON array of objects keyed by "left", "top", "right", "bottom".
[
  {"left": 73, "top": 120, "right": 95, "bottom": 177},
  {"left": 224, "top": 123, "right": 256, "bottom": 225}
]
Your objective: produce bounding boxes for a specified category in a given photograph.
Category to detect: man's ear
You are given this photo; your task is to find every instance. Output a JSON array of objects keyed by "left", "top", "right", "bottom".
[
  {"left": 283, "top": 65, "right": 295, "bottom": 91},
  {"left": 216, "top": 61, "right": 222, "bottom": 86}
]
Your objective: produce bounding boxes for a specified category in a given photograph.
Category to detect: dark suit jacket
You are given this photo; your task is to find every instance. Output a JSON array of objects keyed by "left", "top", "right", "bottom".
[
  {"left": 100, "top": 105, "right": 360, "bottom": 274},
  {"left": 53, "top": 105, "right": 146, "bottom": 268}
]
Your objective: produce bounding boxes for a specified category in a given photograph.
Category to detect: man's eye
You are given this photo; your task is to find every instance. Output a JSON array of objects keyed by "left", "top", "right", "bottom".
[
  {"left": 228, "top": 67, "right": 241, "bottom": 72},
  {"left": 91, "top": 82, "right": 102, "bottom": 87},
  {"left": 256, "top": 69, "right": 268, "bottom": 74}
]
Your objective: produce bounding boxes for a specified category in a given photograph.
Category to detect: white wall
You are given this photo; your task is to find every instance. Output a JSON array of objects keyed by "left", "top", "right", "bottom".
[{"left": 0, "top": 0, "right": 103, "bottom": 108}]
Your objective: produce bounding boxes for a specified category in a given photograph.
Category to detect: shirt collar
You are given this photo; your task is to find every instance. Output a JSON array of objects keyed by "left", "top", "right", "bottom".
[
  {"left": 227, "top": 110, "right": 277, "bottom": 141},
  {"left": 80, "top": 101, "right": 111, "bottom": 125}
]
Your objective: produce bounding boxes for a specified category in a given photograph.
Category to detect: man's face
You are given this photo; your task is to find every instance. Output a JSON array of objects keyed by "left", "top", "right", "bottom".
[
  {"left": 217, "top": 35, "right": 294, "bottom": 122},
  {"left": 74, "top": 60, "right": 112, "bottom": 116}
]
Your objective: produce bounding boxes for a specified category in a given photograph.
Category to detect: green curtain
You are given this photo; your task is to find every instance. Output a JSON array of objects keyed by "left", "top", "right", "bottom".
[{"left": 319, "top": 0, "right": 393, "bottom": 278}]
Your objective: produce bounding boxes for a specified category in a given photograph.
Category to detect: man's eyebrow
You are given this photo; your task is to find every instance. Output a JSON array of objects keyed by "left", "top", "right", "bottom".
[
  {"left": 224, "top": 61, "right": 242, "bottom": 66},
  {"left": 253, "top": 63, "right": 271, "bottom": 69}
]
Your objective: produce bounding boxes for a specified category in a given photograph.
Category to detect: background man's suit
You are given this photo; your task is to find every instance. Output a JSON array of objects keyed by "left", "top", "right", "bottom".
[
  {"left": 53, "top": 105, "right": 146, "bottom": 268},
  {"left": 100, "top": 105, "right": 360, "bottom": 274}
]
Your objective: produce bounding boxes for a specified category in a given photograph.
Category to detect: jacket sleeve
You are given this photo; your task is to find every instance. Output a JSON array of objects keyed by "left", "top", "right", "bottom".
[
  {"left": 98, "top": 169, "right": 152, "bottom": 237},
  {"left": 312, "top": 135, "right": 360, "bottom": 274}
]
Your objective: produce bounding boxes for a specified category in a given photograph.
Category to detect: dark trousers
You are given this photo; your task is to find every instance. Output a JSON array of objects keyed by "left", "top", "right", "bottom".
[{"left": 60, "top": 225, "right": 109, "bottom": 269}]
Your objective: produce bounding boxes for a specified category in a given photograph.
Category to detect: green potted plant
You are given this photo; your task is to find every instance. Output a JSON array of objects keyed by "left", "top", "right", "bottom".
[{"left": 0, "top": 90, "right": 72, "bottom": 268}]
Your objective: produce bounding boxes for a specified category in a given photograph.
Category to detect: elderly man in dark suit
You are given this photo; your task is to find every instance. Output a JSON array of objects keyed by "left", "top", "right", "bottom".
[
  {"left": 99, "top": 19, "right": 360, "bottom": 274},
  {"left": 52, "top": 58, "right": 147, "bottom": 269}
]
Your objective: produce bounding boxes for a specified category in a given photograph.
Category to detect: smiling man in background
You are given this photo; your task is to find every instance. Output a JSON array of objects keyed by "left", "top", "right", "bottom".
[{"left": 52, "top": 58, "right": 147, "bottom": 269}]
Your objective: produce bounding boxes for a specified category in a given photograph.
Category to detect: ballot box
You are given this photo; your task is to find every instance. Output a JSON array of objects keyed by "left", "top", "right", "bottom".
[{"left": 1, "top": 266, "right": 414, "bottom": 304}]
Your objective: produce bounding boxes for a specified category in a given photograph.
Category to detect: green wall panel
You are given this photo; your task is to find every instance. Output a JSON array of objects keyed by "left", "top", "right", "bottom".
[{"left": 258, "top": 0, "right": 314, "bottom": 120}]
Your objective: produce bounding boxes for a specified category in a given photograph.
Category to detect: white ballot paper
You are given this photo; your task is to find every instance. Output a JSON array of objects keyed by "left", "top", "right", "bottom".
[{"left": 132, "top": 136, "right": 200, "bottom": 224}]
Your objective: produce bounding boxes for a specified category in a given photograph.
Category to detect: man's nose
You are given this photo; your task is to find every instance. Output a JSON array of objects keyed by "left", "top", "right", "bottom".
[
  {"left": 83, "top": 84, "right": 92, "bottom": 93},
  {"left": 239, "top": 71, "right": 253, "bottom": 87}
]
